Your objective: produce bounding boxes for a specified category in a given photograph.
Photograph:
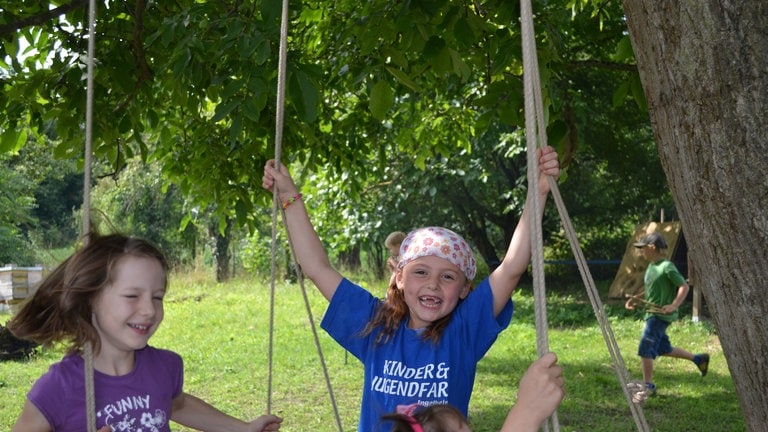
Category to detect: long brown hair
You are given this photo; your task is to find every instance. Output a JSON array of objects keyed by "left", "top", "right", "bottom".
[
  {"left": 361, "top": 273, "right": 460, "bottom": 346},
  {"left": 7, "top": 232, "right": 168, "bottom": 355}
]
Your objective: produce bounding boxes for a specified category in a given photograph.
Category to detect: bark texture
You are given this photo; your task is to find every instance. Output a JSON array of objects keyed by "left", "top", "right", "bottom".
[{"left": 622, "top": 1, "right": 768, "bottom": 429}]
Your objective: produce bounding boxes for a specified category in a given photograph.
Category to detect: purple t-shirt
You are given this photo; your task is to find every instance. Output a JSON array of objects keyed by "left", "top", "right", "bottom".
[{"left": 28, "top": 345, "right": 183, "bottom": 432}]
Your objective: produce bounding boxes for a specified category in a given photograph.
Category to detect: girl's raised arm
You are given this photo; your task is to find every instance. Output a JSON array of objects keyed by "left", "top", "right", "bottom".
[
  {"left": 262, "top": 160, "right": 343, "bottom": 301},
  {"left": 488, "top": 146, "right": 559, "bottom": 316}
]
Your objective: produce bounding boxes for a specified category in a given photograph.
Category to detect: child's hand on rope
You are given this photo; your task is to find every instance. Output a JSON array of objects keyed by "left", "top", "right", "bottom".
[
  {"left": 538, "top": 146, "right": 560, "bottom": 196},
  {"left": 504, "top": 352, "right": 565, "bottom": 431},
  {"left": 247, "top": 414, "right": 283, "bottom": 432},
  {"left": 262, "top": 160, "right": 300, "bottom": 204}
]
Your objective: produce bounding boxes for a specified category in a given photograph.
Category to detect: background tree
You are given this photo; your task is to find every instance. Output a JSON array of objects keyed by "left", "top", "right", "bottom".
[
  {"left": 622, "top": 1, "right": 767, "bottom": 429},
  {"left": 3, "top": 2, "right": 663, "bottom": 276},
  {"left": 0, "top": 136, "right": 83, "bottom": 266},
  {"left": 90, "top": 158, "right": 198, "bottom": 267},
  {"left": 20, "top": 137, "right": 82, "bottom": 249},
  {"left": 0, "top": 152, "right": 37, "bottom": 265}
]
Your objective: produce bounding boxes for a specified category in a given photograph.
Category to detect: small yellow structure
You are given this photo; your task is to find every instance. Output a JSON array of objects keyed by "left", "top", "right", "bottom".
[{"left": 608, "top": 222, "right": 688, "bottom": 299}]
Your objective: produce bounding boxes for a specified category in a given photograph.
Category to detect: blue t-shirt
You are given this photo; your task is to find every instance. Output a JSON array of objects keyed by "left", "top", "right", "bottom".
[
  {"left": 321, "top": 277, "right": 513, "bottom": 432},
  {"left": 27, "top": 345, "right": 183, "bottom": 432}
]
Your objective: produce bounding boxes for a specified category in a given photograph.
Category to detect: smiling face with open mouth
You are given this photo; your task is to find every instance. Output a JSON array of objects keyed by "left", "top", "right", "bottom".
[
  {"left": 396, "top": 255, "right": 471, "bottom": 329},
  {"left": 92, "top": 256, "right": 167, "bottom": 360}
]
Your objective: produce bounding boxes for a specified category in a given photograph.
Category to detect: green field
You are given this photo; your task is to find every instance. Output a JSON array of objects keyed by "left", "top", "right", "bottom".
[{"left": 1, "top": 272, "right": 742, "bottom": 431}]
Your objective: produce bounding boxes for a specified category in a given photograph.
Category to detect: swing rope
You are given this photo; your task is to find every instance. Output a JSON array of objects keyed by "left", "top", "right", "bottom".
[
  {"left": 83, "top": 0, "right": 97, "bottom": 430},
  {"left": 268, "top": 0, "right": 343, "bottom": 429},
  {"left": 520, "top": 0, "right": 557, "bottom": 429},
  {"left": 266, "top": 0, "right": 289, "bottom": 414},
  {"left": 519, "top": 0, "right": 650, "bottom": 430}
]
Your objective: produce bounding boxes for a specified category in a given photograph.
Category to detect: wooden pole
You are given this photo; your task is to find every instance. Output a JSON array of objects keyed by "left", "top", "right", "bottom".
[{"left": 688, "top": 256, "right": 701, "bottom": 322}]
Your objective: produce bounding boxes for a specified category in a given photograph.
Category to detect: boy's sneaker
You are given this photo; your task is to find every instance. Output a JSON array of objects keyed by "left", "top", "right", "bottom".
[
  {"left": 696, "top": 353, "right": 710, "bottom": 377},
  {"left": 627, "top": 382, "right": 656, "bottom": 403}
]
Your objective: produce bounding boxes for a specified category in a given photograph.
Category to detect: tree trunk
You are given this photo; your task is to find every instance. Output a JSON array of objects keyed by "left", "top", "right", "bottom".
[
  {"left": 338, "top": 243, "right": 361, "bottom": 271},
  {"left": 622, "top": 1, "right": 768, "bottom": 430},
  {"left": 210, "top": 217, "right": 233, "bottom": 282}
]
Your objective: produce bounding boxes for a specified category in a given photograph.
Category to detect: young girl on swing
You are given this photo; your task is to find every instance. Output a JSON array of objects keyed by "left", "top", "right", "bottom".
[
  {"left": 262, "top": 146, "right": 559, "bottom": 432},
  {"left": 8, "top": 232, "right": 282, "bottom": 432}
]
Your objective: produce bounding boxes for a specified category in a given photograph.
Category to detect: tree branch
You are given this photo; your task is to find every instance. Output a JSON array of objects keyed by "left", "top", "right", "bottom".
[
  {"left": 568, "top": 60, "right": 637, "bottom": 72},
  {"left": 0, "top": 0, "right": 88, "bottom": 39},
  {"left": 114, "top": 0, "right": 153, "bottom": 112}
]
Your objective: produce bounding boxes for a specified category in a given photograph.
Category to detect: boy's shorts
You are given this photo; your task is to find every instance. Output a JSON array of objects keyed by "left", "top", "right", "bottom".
[{"left": 638, "top": 316, "right": 673, "bottom": 359}]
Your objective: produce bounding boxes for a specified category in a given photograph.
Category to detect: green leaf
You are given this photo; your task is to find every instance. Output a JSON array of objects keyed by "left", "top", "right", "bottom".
[
  {"left": 180, "top": 213, "right": 192, "bottom": 231},
  {"left": 146, "top": 109, "right": 159, "bottom": 128},
  {"left": 497, "top": 105, "right": 519, "bottom": 126},
  {"left": 118, "top": 115, "right": 133, "bottom": 134},
  {"left": 381, "top": 48, "right": 408, "bottom": 69},
  {"left": 254, "top": 39, "right": 271, "bottom": 65},
  {"left": 242, "top": 98, "right": 262, "bottom": 122},
  {"left": 260, "top": 1, "right": 281, "bottom": 23},
  {"left": 630, "top": 74, "right": 647, "bottom": 111},
  {"left": 613, "top": 81, "right": 630, "bottom": 107},
  {"left": 546, "top": 120, "right": 569, "bottom": 147},
  {"left": 288, "top": 70, "right": 319, "bottom": 123},
  {"left": 475, "top": 111, "right": 494, "bottom": 132},
  {"left": 235, "top": 199, "right": 248, "bottom": 226},
  {"left": 384, "top": 66, "right": 421, "bottom": 92},
  {"left": 221, "top": 79, "right": 243, "bottom": 100},
  {"left": 369, "top": 80, "right": 394, "bottom": 121},
  {"left": 0, "top": 129, "right": 24, "bottom": 153},
  {"left": 454, "top": 18, "right": 476, "bottom": 49},
  {"left": 614, "top": 35, "right": 635, "bottom": 63},
  {"left": 229, "top": 114, "right": 243, "bottom": 144},
  {"left": 3, "top": 39, "right": 18, "bottom": 60},
  {"left": 423, "top": 36, "right": 446, "bottom": 60},
  {"left": 449, "top": 49, "right": 470, "bottom": 81},
  {"left": 238, "top": 35, "right": 255, "bottom": 59},
  {"left": 212, "top": 100, "right": 239, "bottom": 122}
]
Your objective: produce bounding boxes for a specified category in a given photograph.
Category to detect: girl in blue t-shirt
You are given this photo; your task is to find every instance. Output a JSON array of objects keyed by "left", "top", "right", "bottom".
[
  {"left": 262, "top": 146, "right": 559, "bottom": 431},
  {"left": 8, "top": 232, "right": 282, "bottom": 432}
]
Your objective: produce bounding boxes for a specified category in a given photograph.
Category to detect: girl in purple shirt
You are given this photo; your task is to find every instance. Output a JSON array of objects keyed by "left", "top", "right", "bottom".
[{"left": 7, "top": 233, "right": 282, "bottom": 432}]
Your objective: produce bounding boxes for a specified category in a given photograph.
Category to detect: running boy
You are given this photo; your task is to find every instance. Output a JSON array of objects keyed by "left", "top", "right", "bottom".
[{"left": 626, "top": 232, "right": 710, "bottom": 399}]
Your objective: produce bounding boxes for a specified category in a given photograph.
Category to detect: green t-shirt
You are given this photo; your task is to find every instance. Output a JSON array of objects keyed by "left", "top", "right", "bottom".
[{"left": 644, "top": 259, "right": 687, "bottom": 322}]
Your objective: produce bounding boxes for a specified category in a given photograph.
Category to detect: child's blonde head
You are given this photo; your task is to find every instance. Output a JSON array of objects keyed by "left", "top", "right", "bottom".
[{"left": 385, "top": 231, "right": 407, "bottom": 249}]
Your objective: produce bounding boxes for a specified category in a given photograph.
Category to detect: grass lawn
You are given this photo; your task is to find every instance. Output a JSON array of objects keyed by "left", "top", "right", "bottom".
[{"left": 1, "top": 271, "right": 743, "bottom": 431}]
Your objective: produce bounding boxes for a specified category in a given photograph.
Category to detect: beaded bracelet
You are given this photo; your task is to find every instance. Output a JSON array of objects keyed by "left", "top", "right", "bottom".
[{"left": 282, "top": 193, "right": 303, "bottom": 209}]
